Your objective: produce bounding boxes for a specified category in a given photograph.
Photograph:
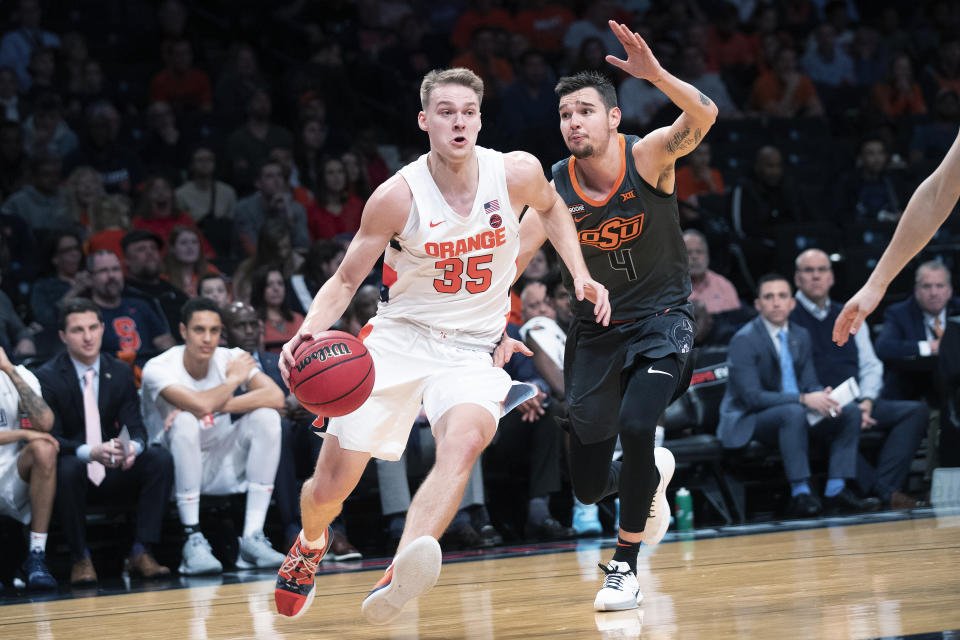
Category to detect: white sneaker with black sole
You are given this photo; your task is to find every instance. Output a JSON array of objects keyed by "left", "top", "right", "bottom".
[
  {"left": 361, "top": 536, "right": 442, "bottom": 625},
  {"left": 594, "top": 560, "right": 642, "bottom": 611},
  {"left": 642, "top": 447, "right": 675, "bottom": 546}
]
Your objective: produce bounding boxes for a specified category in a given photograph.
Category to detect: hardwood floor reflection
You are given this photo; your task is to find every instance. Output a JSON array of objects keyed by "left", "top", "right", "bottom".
[{"left": 1, "top": 516, "right": 958, "bottom": 639}]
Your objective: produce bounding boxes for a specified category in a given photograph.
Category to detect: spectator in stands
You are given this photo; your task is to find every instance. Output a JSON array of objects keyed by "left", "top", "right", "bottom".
[
  {"left": 563, "top": 0, "right": 625, "bottom": 66},
  {"left": 0, "top": 119, "right": 28, "bottom": 201},
  {"left": 23, "top": 92, "right": 78, "bottom": 159},
  {"left": 834, "top": 136, "right": 907, "bottom": 223},
  {"left": 850, "top": 26, "right": 887, "bottom": 87},
  {"left": 141, "top": 297, "right": 286, "bottom": 575},
  {"left": 569, "top": 36, "right": 620, "bottom": 86},
  {"left": 307, "top": 156, "right": 363, "bottom": 241},
  {"left": 88, "top": 249, "right": 175, "bottom": 364},
  {"left": 162, "top": 226, "right": 220, "bottom": 297},
  {"left": 684, "top": 230, "right": 739, "bottom": 314},
  {"left": 340, "top": 149, "right": 371, "bottom": 200},
  {"left": 790, "top": 249, "right": 928, "bottom": 509},
  {"left": 500, "top": 50, "right": 563, "bottom": 162},
  {"left": 214, "top": 43, "right": 268, "bottom": 130},
  {"left": 22, "top": 47, "right": 56, "bottom": 104},
  {"left": 122, "top": 229, "right": 189, "bottom": 336},
  {"left": 909, "top": 90, "right": 960, "bottom": 168},
  {"left": 678, "top": 44, "right": 741, "bottom": 117},
  {"left": 233, "top": 220, "right": 304, "bottom": 304},
  {"left": 197, "top": 273, "right": 231, "bottom": 309},
  {"left": 0, "top": 66, "right": 23, "bottom": 122},
  {"left": 234, "top": 160, "right": 309, "bottom": 256},
  {"left": 60, "top": 31, "right": 88, "bottom": 99},
  {"left": 176, "top": 147, "right": 236, "bottom": 225},
  {"left": 876, "top": 260, "right": 960, "bottom": 404},
  {"left": 872, "top": 54, "right": 927, "bottom": 118},
  {"left": 149, "top": 38, "right": 211, "bottom": 115},
  {"left": 675, "top": 143, "right": 725, "bottom": 205},
  {"left": 718, "top": 274, "right": 878, "bottom": 517},
  {"left": 142, "top": 101, "right": 189, "bottom": 178},
  {"left": 224, "top": 88, "right": 293, "bottom": 194},
  {"left": 1, "top": 152, "right": 75, "bottom": 233},
  {"left": 0, "top": 0, "right": 60, "bottom": 90},
  {"left": 514, "top": 0, "right": 574, "bottom": 55},
  {"left": 250, "top": 266, "right": 303, "bottom": 353},
  {"left": 450, "top": 0, "right": 514, "bottom": 52},
  {"left": 749, "top": 46, "right": 825, "bottom": 118},
  {"left": 39, "top": 298, "right": 174, "bottom": 583},
  {"left": 618, "top": 68, "right": 672, "bottom": 132},
  {"left": 451, "top": 26, "right": 514, "bottom": 107},
  {"left": 922, "top": 37, "right": 960, "bottom": 101},
  {"left": 731, "top": 146, "right": 803, "bottom": 276},
  {"left": 268, "top": 146, "right": 316, "bottom": 212},
  {"left": 802, "top": 23, "right": 854, "bottom": 87},
  {"left": 30, "top": 229, "right": 85, "bottom": 333},
  {"left": 294, "top": 119, "right": 330, "bottom": 197},
  {"left": 132, "top": 177, "right": 213, "bottom": 256},
  {"left": 64, "top": 165, "right": 103, "bottom": 230},
  {"left": 288, "top": 239, "right": 344, "bottom": 314},
  {"left": 0, "top": 342, "right": 56, "bottom": 590},
  {"left": 85, "top": 194, "right": 130, "bottom": 259},
  {"left": 66, "top": 101, "right": 142, "bottom": 195},
  {"left": 222, "top": 300, "right": 361, "bottom": 558}
]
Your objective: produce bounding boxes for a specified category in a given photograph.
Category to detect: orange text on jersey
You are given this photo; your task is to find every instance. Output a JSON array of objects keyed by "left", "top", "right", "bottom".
[{"left": 425, "top": 227, "right": 507, "bottom": 259}]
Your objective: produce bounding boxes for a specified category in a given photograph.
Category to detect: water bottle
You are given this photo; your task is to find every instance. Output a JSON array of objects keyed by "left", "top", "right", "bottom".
[{"left": 675, "top": 487, "right": 694, "bottom": 532}]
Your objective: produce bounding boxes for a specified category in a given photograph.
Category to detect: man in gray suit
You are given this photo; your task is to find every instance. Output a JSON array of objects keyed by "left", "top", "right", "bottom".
[{"left": 717, "top": 274, "right": 880, "bottom": 517}]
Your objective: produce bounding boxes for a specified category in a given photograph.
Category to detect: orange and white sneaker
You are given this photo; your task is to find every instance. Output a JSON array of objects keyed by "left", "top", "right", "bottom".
[
  {"left": 274, "top": 527, "right": 331, "bottom": 618},
  {"left": 361, "top": 536, "right": 442, "bottom": 625}
]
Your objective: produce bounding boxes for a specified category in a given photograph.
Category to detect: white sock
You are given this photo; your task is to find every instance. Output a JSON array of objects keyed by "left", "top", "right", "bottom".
[
  {"left": 30, "top": 531, "right": 47, "bottom": 553},
  {"left": 243, "top": 483, "right": 273, "bottom": 538},
  {"left": 300, "top": 528, "right": 327, "bottom": 551},
  {"left": 177, "top": 491, "right": 201, "bottom": 527}
]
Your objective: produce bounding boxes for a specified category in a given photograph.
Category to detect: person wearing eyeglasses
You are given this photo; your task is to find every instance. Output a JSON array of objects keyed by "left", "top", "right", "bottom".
[{"left": 790, "top": 249, "right": 927, "bottom": 510}]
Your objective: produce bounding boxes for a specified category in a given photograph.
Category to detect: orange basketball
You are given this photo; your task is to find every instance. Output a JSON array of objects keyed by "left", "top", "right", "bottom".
[{"left": 289, "top": 331, "right": 375, "bottom": 416}]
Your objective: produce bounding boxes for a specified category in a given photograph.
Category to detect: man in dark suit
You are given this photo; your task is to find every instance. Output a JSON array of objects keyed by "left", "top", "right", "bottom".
[
  {"left": 221, "top": 301, "right": 361, "bottom": 560},
  {"left": 875, "top": 260, "right": 960, "bottom": 403},
  {"left": 37, "top": 298, "right": 175, "bottom": 584},
  {"left": 718, "top": 275, "right": 879, "bottom": 517},
  {"left": 791, "top": 249, "right": 927, "bottom": 509}
]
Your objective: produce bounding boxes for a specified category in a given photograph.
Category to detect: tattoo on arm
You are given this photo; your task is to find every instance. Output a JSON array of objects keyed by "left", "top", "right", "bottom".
[
  {"left": 666, "top": 127, "right": 704, "bottom": 155},
  {"left": 9, "top": 370, "right": 51, "bottom": 424},
  {"left": 698, "top": 91, "right": 712, "bottom": 106}
]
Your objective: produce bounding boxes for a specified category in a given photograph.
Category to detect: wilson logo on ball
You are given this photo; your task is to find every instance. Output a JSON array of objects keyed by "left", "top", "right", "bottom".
[{"left": 295, "top": 342, "right": 353, "bottom": 372}]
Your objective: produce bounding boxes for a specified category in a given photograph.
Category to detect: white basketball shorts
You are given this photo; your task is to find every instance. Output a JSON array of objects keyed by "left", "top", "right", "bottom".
[{"left": 325, "top": 317, "right": 513, "bottom": 461}]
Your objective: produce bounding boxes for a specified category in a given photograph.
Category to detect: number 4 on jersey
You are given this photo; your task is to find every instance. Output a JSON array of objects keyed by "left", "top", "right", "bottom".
[{"left": 608, "top": 248, "right": 638, "bottom": 281}]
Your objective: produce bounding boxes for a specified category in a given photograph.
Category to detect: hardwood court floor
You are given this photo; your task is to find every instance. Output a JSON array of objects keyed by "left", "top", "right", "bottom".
[{"left": 1, "top": 516, "right": 959, "bottom": 639}]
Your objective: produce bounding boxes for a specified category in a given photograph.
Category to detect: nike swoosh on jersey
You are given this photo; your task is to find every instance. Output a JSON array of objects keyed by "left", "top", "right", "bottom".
[
  {"left": 429, "top": 219, "right": 445, "bottom": 228},
  {"left": 647, "top": 365, "right": 673, "bottom": 377},
  {"left": 573, "top": 213, "right": 589, "bottom": 223}
]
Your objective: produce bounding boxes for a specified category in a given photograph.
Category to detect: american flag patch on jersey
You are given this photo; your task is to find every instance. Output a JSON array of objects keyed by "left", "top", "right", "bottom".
[{"left": 483, "top": 200, "right": 500, "bottom": 214}]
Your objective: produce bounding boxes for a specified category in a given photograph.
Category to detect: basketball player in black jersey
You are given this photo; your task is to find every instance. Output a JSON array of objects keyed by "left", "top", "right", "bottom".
[{"left": 504, "top": 21, "right": 717, "bottom": 610}]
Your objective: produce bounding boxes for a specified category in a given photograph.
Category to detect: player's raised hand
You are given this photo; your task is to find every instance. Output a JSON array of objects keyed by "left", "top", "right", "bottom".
[
  {"left": 574, "top": 276, "right": 611, "bottom": 326},
  {"left": 605, "top": 20, "right": 664, "bottom": 83},
  {"left": 493, "top": 335, "right": 533, "bottom": 368},
  {"left": 833, "top": 282, "right": 885, "bottom": 346}
]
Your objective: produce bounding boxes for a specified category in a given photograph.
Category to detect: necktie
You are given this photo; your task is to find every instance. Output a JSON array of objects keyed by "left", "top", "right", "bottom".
[
  {"left": 934, "top": 317, "right": 944, "bottom": 339},
  {"left": 778, "top": 330, "right": 799, "bottom": 394},
  {"left": 83, "top": 368, "right": 105, "bottom": 486}
]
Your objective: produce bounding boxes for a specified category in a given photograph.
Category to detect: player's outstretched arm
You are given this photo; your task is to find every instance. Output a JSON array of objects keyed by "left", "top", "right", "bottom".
[
  {"left": 506, "top": 151, "right": 610, "bottom": 325},
  {"left": 279, "top": 176, "right": 410, "bottom": 385},
  {"left": 606, "top": 21, "right": 718, "bottom": 168},
  {"left": 833, "top": 130, "right": 960, "bottom": 345}
]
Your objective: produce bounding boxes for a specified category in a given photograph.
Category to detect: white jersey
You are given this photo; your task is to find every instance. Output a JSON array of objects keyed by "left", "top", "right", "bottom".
[{"left": 378, "top": 146, "right": 520, "bottom": 348}]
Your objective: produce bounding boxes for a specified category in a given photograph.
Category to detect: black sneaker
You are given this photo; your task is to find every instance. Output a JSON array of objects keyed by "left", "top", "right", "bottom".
[
  {"left": 786, "top": 492, "right": 822, "bottom": 518},
  {"left": 441, "top": 521, "right": 482, "bottom": 550},
  {"left": 525, "top": 517, "right": 577, "bottom": 541},
  {"left": 477, "top": 524, "right": 503, "bottom": 547},
  {"left": 20, "top": 549, "right": 57, "bottom": 591}
]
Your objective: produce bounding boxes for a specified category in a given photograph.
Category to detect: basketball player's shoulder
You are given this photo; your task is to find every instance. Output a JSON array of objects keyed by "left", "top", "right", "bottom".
[
  {"left": 502, "top": 150, "right": 547, "bottom": 189},
  {"left": 365, "top": 173, "right": 413, "bottom": 230}
]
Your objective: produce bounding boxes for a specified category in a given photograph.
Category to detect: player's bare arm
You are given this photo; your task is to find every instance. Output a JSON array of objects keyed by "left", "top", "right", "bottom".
[
  {"left": 220, "top": 370, "right": 285, "bottom": 414},
  {"left": 506, "top": 151, "right": 611, "bottom": 326},
  {"left": 605, "top": 21, "right": 718, "bottom": 185},
  {"left": 279, "top": 175, "right": 411, "bottom": 385},
  {"left": 0, "top": 347, "right": 53, "bottom": 431},
  {"left": 834, "top": 130, "right": 960, "bottom": 345}
]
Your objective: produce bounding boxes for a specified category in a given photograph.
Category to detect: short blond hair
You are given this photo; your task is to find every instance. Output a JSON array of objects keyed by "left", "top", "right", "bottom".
[{"left": 420, "top": 68, "right": 484, "bottom": 110}]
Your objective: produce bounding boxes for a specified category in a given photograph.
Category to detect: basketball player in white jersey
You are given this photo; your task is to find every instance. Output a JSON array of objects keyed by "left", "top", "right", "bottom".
[{"left": 274, "top": 68, "right": 610, "bottom": 623}]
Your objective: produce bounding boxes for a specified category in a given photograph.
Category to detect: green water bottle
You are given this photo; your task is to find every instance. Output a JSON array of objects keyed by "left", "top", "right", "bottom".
[{"left": 675, "top": 487, "right": 693, "bottom": 532}]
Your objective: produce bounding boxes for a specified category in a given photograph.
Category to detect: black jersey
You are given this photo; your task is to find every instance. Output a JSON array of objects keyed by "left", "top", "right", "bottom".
[{"left": 552, "top": 133, "right": 692, "bottom": 323}]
